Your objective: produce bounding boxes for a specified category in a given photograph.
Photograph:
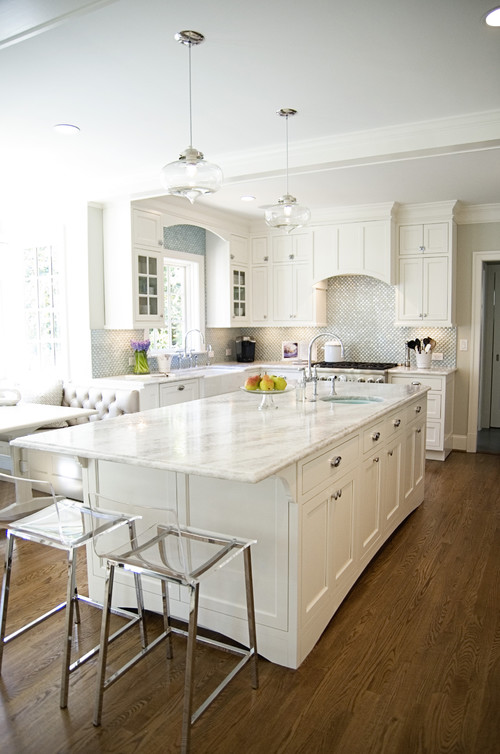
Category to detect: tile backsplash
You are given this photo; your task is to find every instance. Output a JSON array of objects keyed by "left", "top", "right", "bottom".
[{"left": 91, "top": 274, "right": 456, "bottom": 378}]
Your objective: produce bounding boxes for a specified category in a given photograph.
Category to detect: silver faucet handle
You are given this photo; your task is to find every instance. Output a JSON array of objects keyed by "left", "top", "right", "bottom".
[{"left": 329, "top": 375, "right": 337, "bottom": 395}]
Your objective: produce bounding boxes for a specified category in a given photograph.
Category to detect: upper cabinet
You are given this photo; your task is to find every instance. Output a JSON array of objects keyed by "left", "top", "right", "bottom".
[
  {"left": 312, "top": 219, "right": 395, "bottom": 284},
  {"left": 132, "top": 209, "right": 164, "bottom": 249},
  {"left": 206, "top": 233, "right": 250, "bottom": 327},
  {"left": 395, "top": 205, "right": 457, "bottom": 326},
  {"left": 101, "top": 205, "right": 165, "bottom": 329}
]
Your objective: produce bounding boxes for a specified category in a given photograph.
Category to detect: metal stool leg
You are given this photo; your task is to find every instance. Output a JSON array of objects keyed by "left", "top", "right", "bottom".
[
  {"left": 181, "top": 582, "right": 199, "bottom": 754},
  {"left": 243, "top": 547, "right": 259, "bottom": 689},
  {"left": 0, "top": 534, "right": 15, "bottom": 672},
  {"left": 93, "top": 560, "right": 115, "bottom": 727},
  {"left": 161, "top": 579, "right": 173, "bottom": 660},
  {"left": 60, "top": 547, "right": 79, "bottom": 708}
]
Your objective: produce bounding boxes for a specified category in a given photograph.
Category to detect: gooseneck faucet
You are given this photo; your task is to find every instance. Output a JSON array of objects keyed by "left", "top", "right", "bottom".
[
  {"left": 183, "top": 329, "right": 205, "bottom": 367},
  {"left": 307, "top": 332, "right": 345, "bottom": 401}
]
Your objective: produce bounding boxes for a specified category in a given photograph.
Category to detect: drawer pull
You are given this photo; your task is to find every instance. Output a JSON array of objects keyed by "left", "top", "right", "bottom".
[
  {"left": 330, "top": 456, "right": 342, "bottom": 468},
  {"left": 416, "top": 428, "right": 422, "bottom": 434},
  {"left": 412, "top": 381, "right": 421, "bottom": 386},
  {"left": 388, "top": 450, "right": 393, "bottom": 457},
  {"left": 393, "top": 419, "right": 401, "bottom": 427},
  {"left": 415, "top": 405, "right": 422, "bottom": 413},
  {"left": 371, "top": 431, "right": 380, "bottom": 441},
  {"left": 373, "top": 456, "right": 380, "bottom": 463},
  {"left": 178, "top": 384, "right": 185, "bottom": 391}
]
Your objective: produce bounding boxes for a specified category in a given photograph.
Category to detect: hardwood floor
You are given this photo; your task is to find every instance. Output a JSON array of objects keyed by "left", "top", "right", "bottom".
[{"left": 0, "top": 451, "right": 499, "bottom": 754}]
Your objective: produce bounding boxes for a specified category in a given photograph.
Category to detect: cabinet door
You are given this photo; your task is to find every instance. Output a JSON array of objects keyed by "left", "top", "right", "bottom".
[
  {"left": 422, "top": 256, "right": 449, "bottom": 322},
  {"left": 159, "top": 380, "right": 199, "bottom": 406},
  {"left": 294, "top": 262, "right": 314, "bottom": 322},
  {"left": 230, "top": 234, "right": 248, "bottom": 264},
  {"left": 133, "top": 210, "right": 163, "bottom": 249},
  {"left": 397, "top": 257, "right": 423, "bottom": 321},
  {"left": 251, "top": 265, "right": 270, "bottom": 323},
  {"left": 273, "top": 263, "right": 294, "bottom": 321},
  {"left": 363, "top": 221, "right": 391, "bottom": 281},
  {"left": 399, "top": 222, "right": 448, "bottom": 255},
  {"left": 313, "top": 226, "right": 339, "bottom": 282},
  {"left": 272, "top": 231, "right": 312, "bottom": 263},
  {"left": 381, "top": 435, "right": 403, "bottom": 529},
  {"left": 358, "top": 451, "right": 382, "bottom": 561},
  {"left": 403, "top": 414, "right": 426, "bottom": 507},
  {"left": 231, "top": 266, "right": 249, "bottom": 322},
  {"left": 251, "top": 236, "right": 269, "bottom": 264},
  {"left": 134, "top": 250, "right": 164, "bottom": 324}
]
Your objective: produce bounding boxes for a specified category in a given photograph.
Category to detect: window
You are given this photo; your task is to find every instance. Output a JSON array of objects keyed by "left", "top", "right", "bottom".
[
  {"left": 23, "top": 244, "right": 66, "bottom": 371},
  {"left": 149, "top": 249, "right": 204, "bottom": 352}
]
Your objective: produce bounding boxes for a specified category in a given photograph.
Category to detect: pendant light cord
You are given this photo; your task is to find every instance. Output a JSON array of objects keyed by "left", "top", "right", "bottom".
[
  {"left": 188, "top": 41, "right": 193, "bottom": 148},
  {"left": 285, "top": 113, "right": 289, "bottom": 196}
]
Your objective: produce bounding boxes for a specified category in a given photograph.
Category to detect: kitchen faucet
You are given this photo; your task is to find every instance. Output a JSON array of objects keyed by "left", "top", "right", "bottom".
[
  {"left": 306, "top": 332, "right": 345, "bottom": 401},
  {"left": 183, "top": 329, "right": 205, "bottom": 367}
]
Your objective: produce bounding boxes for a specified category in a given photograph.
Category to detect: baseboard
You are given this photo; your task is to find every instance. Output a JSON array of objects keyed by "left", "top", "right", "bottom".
[{"left": 453, "top": 434, "right": 468, "bottom": 452}]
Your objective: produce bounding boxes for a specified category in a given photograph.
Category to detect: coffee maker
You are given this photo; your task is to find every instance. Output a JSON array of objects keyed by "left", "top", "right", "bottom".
[{"left": 235, "top": 336, "right": 256, "bottom": 362}]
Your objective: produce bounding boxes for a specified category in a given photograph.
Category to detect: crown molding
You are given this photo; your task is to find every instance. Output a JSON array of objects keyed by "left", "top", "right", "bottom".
[{"left": 454, "top": 203, "right": 500, "bottom": 225}]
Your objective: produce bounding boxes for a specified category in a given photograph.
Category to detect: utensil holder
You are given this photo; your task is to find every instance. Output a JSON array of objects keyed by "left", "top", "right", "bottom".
[{"left": 415, "top": 351, "right": 432, "bottom": 369}]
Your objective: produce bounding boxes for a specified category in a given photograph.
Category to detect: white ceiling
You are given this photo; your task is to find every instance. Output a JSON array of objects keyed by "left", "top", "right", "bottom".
[{"left": 1, "top": 0, "right": 500, "bottom": 224}]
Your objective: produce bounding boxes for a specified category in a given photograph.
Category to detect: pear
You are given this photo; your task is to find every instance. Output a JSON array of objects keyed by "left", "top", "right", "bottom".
[
  {"left": 244, "top": 374, "right": 261, "bottom": 391},
  {"left": 259, "top": 374, "right": 275, "bottom": 391},
  {"left": 272, "top": 375, "right": 287, "bottom": 391}
]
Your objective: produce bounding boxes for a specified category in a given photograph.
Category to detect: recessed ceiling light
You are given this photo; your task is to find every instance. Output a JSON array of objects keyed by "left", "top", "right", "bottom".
[
  {"left": 484, "top": 6, "right": 500, "bottom": 26},
  {"left": 240, "top": 195, "right": 256, "bottom": 202},
  {"left": 53, "top": 123, "right": 81, "bottom": 135}
]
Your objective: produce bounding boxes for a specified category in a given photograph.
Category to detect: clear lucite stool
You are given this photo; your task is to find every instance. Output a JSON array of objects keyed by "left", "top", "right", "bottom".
[
  {"left": 90, "top": 493, "right": 259, "bottom": 754},
  {"left": 0, "top": 471, "right": 142, "bottom": 708}
]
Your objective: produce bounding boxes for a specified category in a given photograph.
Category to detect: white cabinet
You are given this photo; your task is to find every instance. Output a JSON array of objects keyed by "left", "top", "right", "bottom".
[
  {"left": 132, "top": 209, "right": 164, "bottom": 249},
  {"left": 272, "top": 231, "right": 312, "bottom": 263},
  {"left": 313, "top": 220, "right": 394, "bottom": 284},
  {"left": 396, "top": 218, "right": 456, "bottom": 326},
  {"left": 390, "top": 371, "right": 455, "bottom": 461},
  {"left": 229, "top": 234, "right": 248, "bottom": 264},
  {"left": 273, "top": 261, "right": 325, "bottom": 325},
  {"left": 251, "top": 236, "right": 269, "bottom": 264},
  {"left": 159, "top": 379, "right": 200, "bottom": 406},
  {"left": 359, "top": 449, "right": 383, "bottom": 563},
  {"left": 134, "top": 249, "right": 164, "bottom": 324},
  {"left": 399, "top": 222, "right": 448, "bottom": 255},
  {"left": 206, "top": 233, "right": 250, "bottom": 327},
  {"left": 402, "top": 401, "right": 426, "bottom": 509},
  {"left": 251, "top": 264, "right": 271, "bottom": 323}
]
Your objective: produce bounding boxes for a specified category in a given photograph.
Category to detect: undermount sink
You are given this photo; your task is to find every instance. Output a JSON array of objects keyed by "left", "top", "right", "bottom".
[{"left": 320, "top": 395, "right": 384, "bottom": 405}]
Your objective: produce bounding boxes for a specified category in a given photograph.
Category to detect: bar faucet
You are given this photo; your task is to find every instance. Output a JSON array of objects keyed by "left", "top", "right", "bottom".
[
  {"left": 306, "top": 332, "right": 345, "bottom": 401},
  {"left": 183, "top": 329, "right": 205, "bottom": 366}
]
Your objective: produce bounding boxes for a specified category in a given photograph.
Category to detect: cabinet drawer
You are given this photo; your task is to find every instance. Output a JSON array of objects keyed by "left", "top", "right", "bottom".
[
  {"left": 427, "top": 392, "right": 442, "bottom": 420},
  {"left": 390, "top": 374, "right": 443, "bottom": 391},
  {"left": 384, "top": 410, "right": 405, "bottom": 437},
  {"left": 362, "top": 422, "right": 386, "bottom": 454},
  {"left": 299, "top": 435, "right": 359, "bottom": 498},
  {"left": 406, "top": 400, "right": 426, "bottom": 424}
]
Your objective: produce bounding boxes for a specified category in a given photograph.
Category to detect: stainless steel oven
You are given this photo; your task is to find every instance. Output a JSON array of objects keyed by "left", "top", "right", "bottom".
[{"left": 313, "top": 361, "right": 398, "bottom": 383}]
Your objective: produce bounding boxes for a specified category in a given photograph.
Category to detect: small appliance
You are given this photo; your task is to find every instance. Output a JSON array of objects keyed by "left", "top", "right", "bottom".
[{"left": 235, "top": 336, "right": 256, "bottom": 363}]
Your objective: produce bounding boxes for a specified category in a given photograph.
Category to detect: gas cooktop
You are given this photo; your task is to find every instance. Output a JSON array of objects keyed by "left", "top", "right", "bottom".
[{"left": 313, "top": 361, "right": 398, "bottom": 371}]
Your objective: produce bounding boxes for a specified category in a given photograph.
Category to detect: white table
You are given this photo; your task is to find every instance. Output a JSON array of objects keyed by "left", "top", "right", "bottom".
[{"left": 0, "top": 403, "right": 97, "bottom": 512}]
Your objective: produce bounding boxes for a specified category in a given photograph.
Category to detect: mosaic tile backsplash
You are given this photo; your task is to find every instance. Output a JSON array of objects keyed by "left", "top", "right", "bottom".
[{"left": 91, "top": 273, "right": 456, "bottom": 378}]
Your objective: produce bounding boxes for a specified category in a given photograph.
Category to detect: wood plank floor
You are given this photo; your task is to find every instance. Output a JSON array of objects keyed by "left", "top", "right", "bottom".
[{"left": 0, "top": 451, "right": 499, "bottom": 754}]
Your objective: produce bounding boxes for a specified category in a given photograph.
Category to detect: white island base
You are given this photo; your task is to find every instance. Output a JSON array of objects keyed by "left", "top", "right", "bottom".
[{"left": 80, "top": 390, "right": 426, "bottom": 669}]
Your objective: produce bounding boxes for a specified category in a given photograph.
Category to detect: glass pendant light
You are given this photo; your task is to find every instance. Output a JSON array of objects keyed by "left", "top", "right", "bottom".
[
  {"left": 264, "top": 108, "right": 311, "bottom": 232},
  {"left": 160, "top": 30, "right": 223, "bottom": 203}
]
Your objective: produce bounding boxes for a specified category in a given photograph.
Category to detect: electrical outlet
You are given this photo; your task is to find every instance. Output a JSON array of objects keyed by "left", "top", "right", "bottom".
[
  {"left": 459, "top": 339, "right": 468, "bottom": 351},
  {"left": 225, "top": 348, "right": 232, "bottom": 356},
  {"left": 128, "top": 356, "right": 134, "bottom": 366},
  {"left": 432, "top": 352, "right": 443, "bottom": 361}
]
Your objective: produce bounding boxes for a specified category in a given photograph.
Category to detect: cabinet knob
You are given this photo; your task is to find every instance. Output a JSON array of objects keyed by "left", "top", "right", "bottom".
[
  {"left": 411, "top": 381, "right": 421, "bottom": 386},
  {"left": 419, "top": 245, "right": 425, "bottom": 252},
  {"left": 289, "top": 253, "right": 294, "bottom": 260},
  {"left": 371, "top": 431, "right": 381, "bottom": 441},
  {"left": 393, "top": 419, "right": 401, "bottom": 427},
  {"left": 178, "top": 384, "right": 185, "bottom": 391},
  {"left": 264, "top": 255, "right": 269, "bottom": 261},
  {"left": 330, "top": 456, "right": 342, "bottom": 468},
  {"left": 158, "top": 240, "right": 163, "bottom": 246},
  {"left": 388, "top": 450, "right": 394, "bottom": 457},
  {"left": 373, "top": 456, "right": 380, "bottom": 463},
  {"left": 263, "top": 314, "right": 267, "bottom": 319},
  {"left": 415, "top": 405, "right": 422, "bottom": 413},
  {"left": 416, "top": 427, "right": 422, "bottom": 433},
  {"left": 230, "top": 254, "right": 235, "bottom": 260}
]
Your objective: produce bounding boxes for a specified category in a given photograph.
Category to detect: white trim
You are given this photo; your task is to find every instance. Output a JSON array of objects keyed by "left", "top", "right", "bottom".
[
  {"left": 454, "top": 203, "right": 500, "bottom": 225},
  {"left": 467, "top": 250, "right": 500, "bottom": 452}
]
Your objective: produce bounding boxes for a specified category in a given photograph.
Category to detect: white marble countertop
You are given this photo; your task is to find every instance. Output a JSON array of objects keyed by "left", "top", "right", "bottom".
[
  {"left": 11, "top": 382, "right": 428, "bottom": 484},
  {"left": 389, "top": 365, "right": 457, "bottom": 376}
]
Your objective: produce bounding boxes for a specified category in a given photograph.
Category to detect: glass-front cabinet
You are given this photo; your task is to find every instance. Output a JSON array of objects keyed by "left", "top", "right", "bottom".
[
  {"left": 232, "top": 266, "right": 247, "bottom": 320},
  {"left": 134, "top": 249, "right": 164, "bottom": 324}
]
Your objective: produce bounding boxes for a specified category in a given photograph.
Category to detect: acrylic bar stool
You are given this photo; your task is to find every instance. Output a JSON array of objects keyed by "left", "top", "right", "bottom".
[
  {"left": 91, "top": 494, "right": 259, "bottom": 754},
  {"left": 0, "top": 471, "right": 143, "bottom": 708}
]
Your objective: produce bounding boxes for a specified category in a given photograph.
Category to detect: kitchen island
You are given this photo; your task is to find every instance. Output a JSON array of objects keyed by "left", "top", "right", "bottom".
[{"left": 11, "top": 381, "right": 428, "bottom": 669}]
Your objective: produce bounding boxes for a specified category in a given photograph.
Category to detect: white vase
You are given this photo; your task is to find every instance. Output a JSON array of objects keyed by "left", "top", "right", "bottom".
[{"left": 415, "top": 351, "right": 432, "bottom": 369}]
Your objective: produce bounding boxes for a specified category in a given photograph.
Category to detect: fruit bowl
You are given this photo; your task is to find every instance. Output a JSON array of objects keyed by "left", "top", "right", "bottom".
[{"left": 239, "top": 385, "right": 292, "bottom": 410}]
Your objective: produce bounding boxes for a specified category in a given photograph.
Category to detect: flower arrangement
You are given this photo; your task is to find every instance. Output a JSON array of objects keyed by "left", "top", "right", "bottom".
[{"left": 131, "top": 339, "right": 150, "bottom": 374}]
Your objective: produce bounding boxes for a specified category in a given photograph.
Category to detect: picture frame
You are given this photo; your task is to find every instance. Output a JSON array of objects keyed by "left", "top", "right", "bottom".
[{"left": 282, "top": 341, "right": 299, "bottom": 360}]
